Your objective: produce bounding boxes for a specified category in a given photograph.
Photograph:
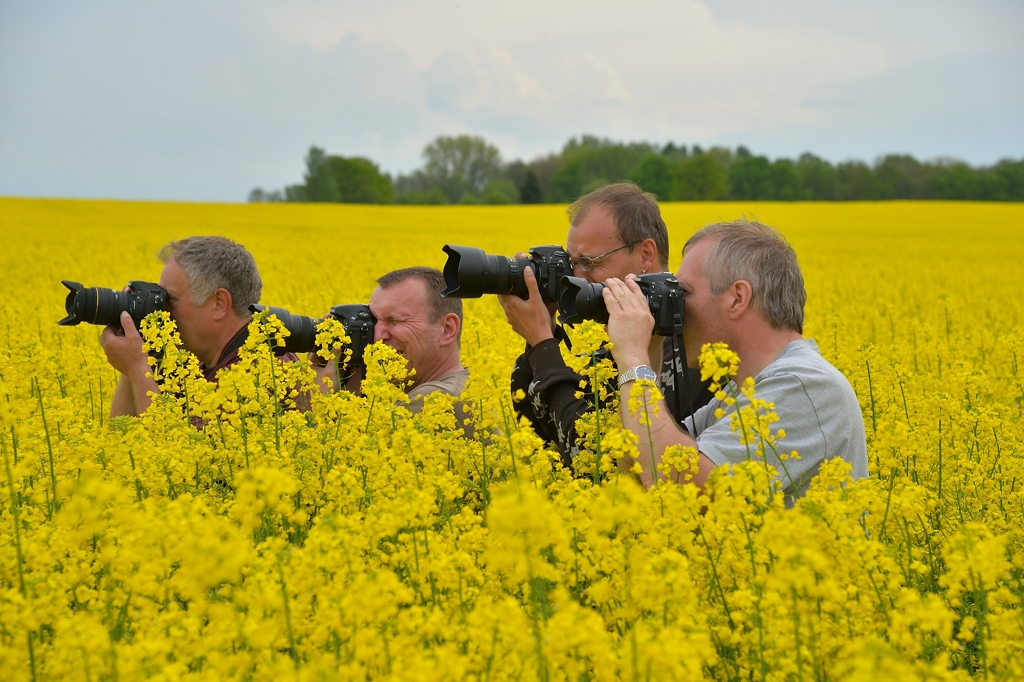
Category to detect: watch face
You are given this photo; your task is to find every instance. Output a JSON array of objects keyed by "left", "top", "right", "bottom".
[
  {"left": 637, "top": 367, "right": 657, "bottom": 382},
  {"left": 620, "top": 365, "right": 658, "bottom": 387}
]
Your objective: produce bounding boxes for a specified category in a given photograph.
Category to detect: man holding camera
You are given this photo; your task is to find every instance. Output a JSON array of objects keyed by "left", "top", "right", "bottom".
[
  {"left": 312, "top": 267, "right": 469, "bottom": 417},
  {"left": 602, "top": 220, "right": 868, "bottom": 502},
  {"left": 498, "top": 182, "right": 711, "bottom": 463},
  {"left": 101, "top": 236, "right": 292, "bottom": 417}
]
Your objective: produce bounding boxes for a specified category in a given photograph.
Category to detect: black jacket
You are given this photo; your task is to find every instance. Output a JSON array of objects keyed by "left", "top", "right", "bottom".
[{"left": 510, "top": 333, "right": 713, "bottom": 466}]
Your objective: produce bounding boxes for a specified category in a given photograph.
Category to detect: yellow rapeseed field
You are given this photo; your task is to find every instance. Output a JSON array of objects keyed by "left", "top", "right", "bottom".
[{"left": 0, "top": 197, "right": 1022, "bottom": 680}]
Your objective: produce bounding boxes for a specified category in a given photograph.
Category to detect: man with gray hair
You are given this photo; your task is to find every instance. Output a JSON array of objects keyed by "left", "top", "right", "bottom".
[
  {"left": 602, "top": 219, "right": 868, "bottom": 503},
  {"left": 101, "top": 236, "right": 296, "bottom": 417}
]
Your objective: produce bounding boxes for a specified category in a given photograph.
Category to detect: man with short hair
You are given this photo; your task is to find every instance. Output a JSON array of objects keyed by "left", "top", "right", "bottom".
[
  {"left": 499, "top": 182, "right": 711, "bottom": 463},
  {"left": 602, "top": 220, "right": 868, "bottom": 502},
  {"left": 101, "top": 236, "right": 295, "bottom": 417},
  {"left": 313, "top": 267, "right": 468, "bottom": 415}
]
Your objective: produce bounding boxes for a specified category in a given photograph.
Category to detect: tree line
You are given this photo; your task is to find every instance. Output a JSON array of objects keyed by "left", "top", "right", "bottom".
[{"left": 249, "top": 135, "right": 1024, "bottom": 204}]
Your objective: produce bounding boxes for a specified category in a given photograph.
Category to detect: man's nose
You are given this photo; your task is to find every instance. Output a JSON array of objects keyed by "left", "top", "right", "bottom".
[{"left": 374, "top": 321, "right": 388, "bottom": 343}]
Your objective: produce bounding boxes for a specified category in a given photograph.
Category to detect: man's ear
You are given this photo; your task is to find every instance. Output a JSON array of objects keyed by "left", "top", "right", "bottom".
[
  {"left": 726, "top": 280, "right": 753, "bottom": 320},
  {"left": 639, "top": 238, "right": 659, "bottom": 272},
  {"left": 210, "top": 288, "right": 234, "bottom": 322},
  {"left": 438, "top": 313, "right": 461, "bottom": 347}
]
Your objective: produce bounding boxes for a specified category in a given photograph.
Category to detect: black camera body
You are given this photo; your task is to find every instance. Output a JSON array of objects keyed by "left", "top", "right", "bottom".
[
  {"left": 249, "top": 304, "right": 376, "bottom": 367},
  {"left": 326, "top": 304, "right": 376, "bottom": 368},
  {"left": 440, "top": 244, "right": 573, "bottom": 302},
  {"left": 558, "top": 272, "right": 684, "bottom": 337},
  {"left": 58, "top": 280, "right": 169, "bottom": 330}
]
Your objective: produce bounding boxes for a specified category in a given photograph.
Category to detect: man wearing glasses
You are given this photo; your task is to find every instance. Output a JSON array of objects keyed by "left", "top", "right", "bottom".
[{"left": 498, "top": 182, "right": 712, "bottom": 465}]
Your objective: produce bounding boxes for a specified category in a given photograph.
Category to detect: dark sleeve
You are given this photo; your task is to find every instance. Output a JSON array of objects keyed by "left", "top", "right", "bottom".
[
  {"left": 659, "top": 336, "right": 714, "bottom": 429},
  {"left": 510, "top": 338, "right": 592, "bottom": 466}
]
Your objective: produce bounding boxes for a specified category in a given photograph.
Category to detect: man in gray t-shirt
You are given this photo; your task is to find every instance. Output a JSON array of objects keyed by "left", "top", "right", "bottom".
[
  {"left": 311, "top": 267, "right": 470, "bottom": 430},
  {"left": 684, "top": 338, "right": 867, "bottom": 502},
  {"left": 600, "top": 219, "right": 868, "bottom": 499}
]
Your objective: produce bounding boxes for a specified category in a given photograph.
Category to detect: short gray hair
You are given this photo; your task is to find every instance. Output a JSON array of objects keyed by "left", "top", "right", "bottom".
[
  {"left": 377, "top": 266, "right": 463, "bottom": 343},
  {"left": 157, "top": 236, "right": 262, "bottom": 316},
  {"left": 684, "top": 220, "right": 806, "bottom": 333},
  {"left": 567, "top": 182, "right": 670, "bottom": 270}
]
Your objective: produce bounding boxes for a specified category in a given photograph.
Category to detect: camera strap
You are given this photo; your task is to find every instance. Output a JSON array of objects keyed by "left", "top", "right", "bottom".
[
  {"left": 554, "top": 323, "right": 573, "bottom": 352},
  {"left": 667, "top": 291, "right": 699, "bottom": 438}
]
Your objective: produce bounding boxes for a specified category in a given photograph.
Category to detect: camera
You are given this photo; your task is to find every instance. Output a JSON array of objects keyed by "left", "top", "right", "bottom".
[
  {"left": 440, "top": 244, "right": 573, "bottom": 302},
  {"left": 558, "top": 272, "right": 684, "bottom": 337},
  {"left": 249, "top": 304, "right": 376, "bottom": 367},
  {"left": 58, "top": 280, "right": 168, "bottom": 330}
]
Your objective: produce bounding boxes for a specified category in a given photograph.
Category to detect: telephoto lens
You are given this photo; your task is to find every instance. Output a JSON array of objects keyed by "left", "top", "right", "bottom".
[
  {"left": 440, "top": 244, "right": 572, "bottom": 302},
  {"left": 250, "top": 305, "right": 320, "bottom": 354},
  {"left": 557, "top": 272, "right": 684, "bottom": 336},
  {"left": 249, "top": 304, "right": 376, "bottom": 366},
  {"left": 58, "top": 280, "right": 168, "bottom": 330}
]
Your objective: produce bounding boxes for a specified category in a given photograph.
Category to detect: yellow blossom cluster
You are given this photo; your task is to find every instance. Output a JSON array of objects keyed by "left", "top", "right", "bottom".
[{"left": 0, "top": 197, "right": 1022, "bottom": 680}]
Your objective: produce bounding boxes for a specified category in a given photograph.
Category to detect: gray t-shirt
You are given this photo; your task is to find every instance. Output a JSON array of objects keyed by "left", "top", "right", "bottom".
[
  {"left": 407, "top": 368, "right": 469, "bottom": 410},
  {"left": 683, "top": 339, "right": 868, "bottom": 502},
  {"left": 407, "top": 369, "right": 472, "bottom": 435}
]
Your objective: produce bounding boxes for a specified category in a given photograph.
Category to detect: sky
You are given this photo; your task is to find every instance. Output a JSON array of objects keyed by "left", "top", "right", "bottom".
[{"left": 1, "top": 0, "right": 1021, "bottom": 202}]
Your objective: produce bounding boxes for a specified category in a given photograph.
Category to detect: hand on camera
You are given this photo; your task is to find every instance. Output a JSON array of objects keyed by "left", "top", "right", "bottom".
[
  {"left": 602, "top": 276, "right": 656, "bottom": 368},
  {"left": 498, "top": 257, "right": 557, "bottom": 347},
  {"left": 99, "top": 312, "right": 150, "bottom": 378}
]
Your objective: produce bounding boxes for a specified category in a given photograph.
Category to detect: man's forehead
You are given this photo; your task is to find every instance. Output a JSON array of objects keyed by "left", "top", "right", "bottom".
[
  {"left": 159, "top": 259, "right": 188, "bottom": 294},
  {"left": 677, "top": 239, "right": 714, "bottom": 281},
  {"left": 566, "top": 205, "right": 619, "bottom": 254},
  {"left": 370, "top": 278, "right": 430, "bottom": 314}
]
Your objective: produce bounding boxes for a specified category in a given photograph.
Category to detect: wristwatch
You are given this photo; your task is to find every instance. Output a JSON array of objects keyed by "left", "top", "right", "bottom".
[{"left": 618, "top": 365, "right": 658, "bottom": 389}]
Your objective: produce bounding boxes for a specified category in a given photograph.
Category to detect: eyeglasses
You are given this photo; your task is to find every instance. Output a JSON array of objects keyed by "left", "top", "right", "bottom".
[{"left": 567, "top": 241, "right": 641, "bottom": 273}]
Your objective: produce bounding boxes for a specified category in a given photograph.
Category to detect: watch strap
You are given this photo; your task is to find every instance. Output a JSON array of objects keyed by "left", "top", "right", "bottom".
[{"left": 618, "top": 365, "right": 658, "bottom": 389}]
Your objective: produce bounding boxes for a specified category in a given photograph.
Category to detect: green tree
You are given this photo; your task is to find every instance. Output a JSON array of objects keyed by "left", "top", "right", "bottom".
[
  {"left": 288, "top": 146, "right": 337, "bottom": 202},
  {"left": 670, "top": 154, "right": 729, "bottom": 200},
  {"left": 285, "top": 146, "right": 394, "bottom": 204},
  {"left": 630, "top": 154, "right": 673, "bottom": 200},
  {"left": 323, "top": 156, "right": 395, "bottom": 204},
  {"left": 797, "top": 153, "right": 841, "bottom": 200},
  {"left": 549, "top": 136, "right": 654, "bottom": 202},
  {"left": 518, "top": 170, "right": 543, "bottom": 204},
  {"left": 994, "top": 159, "right": 1024, "bottom": 200},
  {"left": 874, "top": 154, "right": 936, "bottom": 199},
  {"left": 977, "top": 159, "right": 1024, "bottom": 200},
  {"left": 396, "top": 187, "right": 449, "bottom": 205},
  {"left": 770, "top": 159, "right": 805, "bottom": 200},
  {"left": 927, "top": 162, "right": 980, "bottom": 200},
  {"left": 838, "top": 161, "right": 884, "bottom": 200},
  {"left": 422, "top": 135, "right": 503, "bottom": 203},
  {"left": 728, "top": 155, "right": 775, "bottom": 200},
  {"left": 481, "top": 180, "right": 520, "bottom": 204}
]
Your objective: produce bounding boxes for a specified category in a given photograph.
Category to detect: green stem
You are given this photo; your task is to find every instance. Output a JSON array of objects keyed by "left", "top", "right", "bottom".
[
  {"left": 592, "top": 353, "right": 602, "bottom": 485},
  {"left": 35, "top": 379, "right": 58, "bottom": 515},
  {"left": 865, "top": 359, "right": 877, "bottom": 437},
  {"left": 276, "top": 556, "right": 299, "bottom": 666}
]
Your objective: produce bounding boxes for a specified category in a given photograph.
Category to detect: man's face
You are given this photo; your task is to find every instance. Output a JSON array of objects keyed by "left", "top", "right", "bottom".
[
  {"left": 369, "top": 278, "right": 445, "bottom": 382},
  {"left": 565, "top": 205, "right": 644, "bottom": 283},
  {"left": 159, "top": 258, "right": 214, "bottom": 359},
  {"left": 675, "top": 239, "right": 725, "bottom": 364}
]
